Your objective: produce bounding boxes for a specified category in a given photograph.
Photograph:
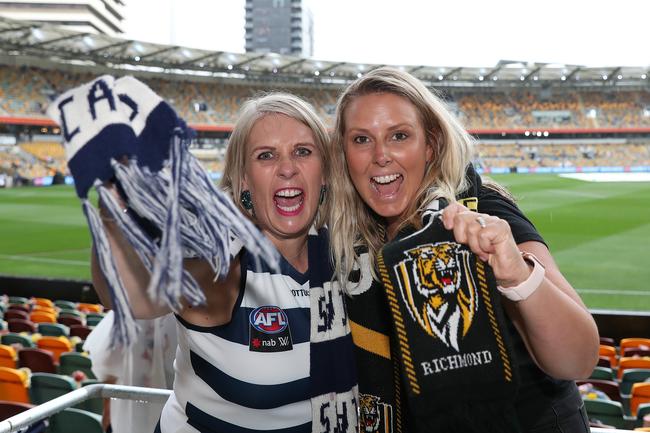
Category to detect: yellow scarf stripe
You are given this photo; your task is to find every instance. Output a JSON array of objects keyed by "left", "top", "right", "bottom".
[
  {"left": 349, "top": 320, "right": 391, "bottom": 360},
  {"left": 476, "top": 260, "right": 513, "bottom": 381},
  {"left": 378, "top": 253, "right": 421, "bottom": 395}
]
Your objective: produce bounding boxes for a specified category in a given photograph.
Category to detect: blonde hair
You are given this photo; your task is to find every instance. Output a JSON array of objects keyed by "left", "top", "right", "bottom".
[
  {"left": 329, "top": 67, "right": 476, "bottom": 281},
  {"left": 221, "top": 92, "right": 331, "bottom": 228}
]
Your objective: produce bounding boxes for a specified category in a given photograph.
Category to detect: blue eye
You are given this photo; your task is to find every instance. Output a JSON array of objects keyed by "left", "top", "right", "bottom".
[
  {"left": 295, "top": 147, "right": 312, "bottom": 157},
  {"left": 257, "top": 151, "right": 274, "bottom": 160}
]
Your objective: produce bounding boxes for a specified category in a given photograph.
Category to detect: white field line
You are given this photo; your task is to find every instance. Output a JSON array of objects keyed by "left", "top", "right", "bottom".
[
  {"left": 577, "top": 288, "right": 650, "bottom": 296},
  {"left": 0, "top": 254, "right": 88, "bottom": 266}
]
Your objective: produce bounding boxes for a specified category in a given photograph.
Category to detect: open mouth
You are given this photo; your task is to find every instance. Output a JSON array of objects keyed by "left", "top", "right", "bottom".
[
  {"left": 274, "top": 188, "right": 304, "bottom": 215},
  {"left": 371, "top": 173, "right": 403, "bottom": 197}
]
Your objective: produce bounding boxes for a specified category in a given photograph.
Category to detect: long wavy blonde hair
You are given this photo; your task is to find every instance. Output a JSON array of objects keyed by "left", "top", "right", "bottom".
[
  {"left": 329, "top": 67, "right": 476, "bottom": 281},
  {"left": 221, "top": 92, "right": 331, "bottom": 229}
]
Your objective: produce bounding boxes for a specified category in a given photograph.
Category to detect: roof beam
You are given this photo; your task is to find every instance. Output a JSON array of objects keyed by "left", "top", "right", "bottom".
[
  {"left": 276, "top": 58, "right": 306, "bottom": 72},
  {"left": 177, "top": 51, "right": 223, "bottom": 67},
  {"left": 524, "top": 66, "right": 542, "bottom": 81},
  {"left": 0, "top": 24, "right": 32, "bottom": 35},
  {"left": 31, "top": 32, "right": 88, "bottom": 47},
  {"left": 87, "top": 39, "right": 132, "bottom": 55},
  {"left": 564, "top": 66, "right": 581, "bottom": 82},
  {"left": 443, "top": 67, "right": 462, "bottom": 80},
  {"left": 139, "top": 46, "right": 179, "bottom": 60},
  {"left": 319, "top": 62, "right": 346, "bottom": 75},
  {"left": 234, "top": 54, "right": 266, "bottom": 68}
]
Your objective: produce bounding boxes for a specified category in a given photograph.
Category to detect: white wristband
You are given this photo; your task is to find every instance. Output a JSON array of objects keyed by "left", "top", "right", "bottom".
[{"left": 497, "top": 252, "right": 545, "bottom": 301}]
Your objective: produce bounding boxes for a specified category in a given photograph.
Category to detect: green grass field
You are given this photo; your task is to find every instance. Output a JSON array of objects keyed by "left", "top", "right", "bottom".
[{"left": 0, "top": 175, "right": 649, "bottom": 310}]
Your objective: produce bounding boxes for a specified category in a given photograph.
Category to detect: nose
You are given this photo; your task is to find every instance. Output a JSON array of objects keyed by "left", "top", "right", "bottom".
[
  {"left": 373, "top": 140, "right": 391, "bottom": 167},
  {"left": 277, "top": 153, "right": 298, "bottom": 178}
]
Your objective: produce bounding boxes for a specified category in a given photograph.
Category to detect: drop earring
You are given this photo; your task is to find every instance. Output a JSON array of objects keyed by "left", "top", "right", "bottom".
[
  {"left": 240, "top": 190, "right": 253, "bottom": 210},
  {"left": 319, "top": 185, "right": 327, "bottom": 205}
]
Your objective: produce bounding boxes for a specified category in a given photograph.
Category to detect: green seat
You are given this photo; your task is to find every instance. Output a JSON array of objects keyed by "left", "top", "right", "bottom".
[
  {"left": 583, "top": 398, "right": 628, "bottom": 429},
  {"left": 638, "top": 403, "right": 650, "bottom": 428},
  {"left": 8, "top": 297, "right": 29, "bottom": 305},
  {"left": 77, "top": 379, "right": 103, "bottom": 415},
  {"left": 58, "top": 352, "right": 96, "bottom": 380},
  {"left": 589, "top": 366, "right": 615, "bottom": 381},
  {"left": 54, "top": 300, "right": 77, "bottom": 310},
  {"left": 620, "top": 368, "right": 650, "bottom": 395},
  {"left": 75, "top": 341, "right": 85, "bottom": 353},
  {"left": 47, "top": 407, "right": 103, "bottom": 433},
  {"left": 37, "top": 322, "right": 70, "bottom": 337},
  {"left": 1, "top": 333, "right": 34, "bottom": 348},
  {"left": 29, "top": 372, "right": 76, "bottom": 405},
  {"left": 85, "top": 314, "right": 105, "bottom": 327}
]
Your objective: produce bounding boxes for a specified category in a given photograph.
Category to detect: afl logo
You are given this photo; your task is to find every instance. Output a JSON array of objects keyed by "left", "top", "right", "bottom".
[{"left": 249, "top": 306, "right": 288, "bottom": 334}]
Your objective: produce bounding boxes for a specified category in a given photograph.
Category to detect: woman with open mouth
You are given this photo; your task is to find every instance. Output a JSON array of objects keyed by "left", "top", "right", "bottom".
[
  {"left": 328, "top": 67, "right": 598, "bottom": 433},
  {"left": 94, "top": 93, "right": 357, "bottom": 433}
]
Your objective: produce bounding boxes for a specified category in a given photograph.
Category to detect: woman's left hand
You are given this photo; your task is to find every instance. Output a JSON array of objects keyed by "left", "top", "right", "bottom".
[{"left": 440, "top": 202, "right": 531, "bottom": 289}]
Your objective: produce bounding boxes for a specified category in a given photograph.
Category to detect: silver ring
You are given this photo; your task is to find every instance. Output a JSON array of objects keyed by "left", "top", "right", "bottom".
[{"left": 476, "top": 216, "right": 487, "bottom": 228}]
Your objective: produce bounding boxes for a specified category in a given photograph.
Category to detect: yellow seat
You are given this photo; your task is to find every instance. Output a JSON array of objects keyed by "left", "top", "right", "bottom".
[
  {"left": 36, "top": 336, "right": 72, "bottom": 363},
  {"left": 0, "top": 366, "right": 30, "bottom": 403},
  {"left": 631, "top": 382, "right": 650, "bottom": 417},
  {"left": 0, "top": 344, "right": 17, "bottom": 368}
]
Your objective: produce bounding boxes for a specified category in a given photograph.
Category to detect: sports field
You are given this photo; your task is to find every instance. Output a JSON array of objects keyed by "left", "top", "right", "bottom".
[{"left": 0, "top": 174, "right": 648, "bottom": 311}]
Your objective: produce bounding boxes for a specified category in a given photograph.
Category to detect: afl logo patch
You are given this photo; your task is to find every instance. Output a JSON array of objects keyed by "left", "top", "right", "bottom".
[{"left": 249, "top": 306, "right": 288, "bottom": 334}]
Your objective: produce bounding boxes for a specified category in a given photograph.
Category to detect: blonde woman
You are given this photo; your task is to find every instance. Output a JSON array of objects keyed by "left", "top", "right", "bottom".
[
  {"left": 94, "top": 93, "right": 357, "bottom": 433},
  {"left": 329, "top": 68, "right": 598, "bottom": 432}
]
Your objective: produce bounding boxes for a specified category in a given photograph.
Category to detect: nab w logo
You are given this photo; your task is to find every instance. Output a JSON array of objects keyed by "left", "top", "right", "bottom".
[{"left": 249, "top": 306, "right": 288, "bottom": 334}]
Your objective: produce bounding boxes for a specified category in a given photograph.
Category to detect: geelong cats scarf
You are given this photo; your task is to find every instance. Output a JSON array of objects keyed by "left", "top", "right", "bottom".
[
  {"left": 47, "top": 76, "right": 278, "bottom": 346},
  {"left": 378, "top": 209, "right": 521, "bottom": 432}
]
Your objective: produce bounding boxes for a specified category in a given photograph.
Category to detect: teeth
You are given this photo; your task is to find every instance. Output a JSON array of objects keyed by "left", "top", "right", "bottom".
[
  {"left": 372, "top": 174, "right": 401, "bottom": 184},
  {"left": 277, "top": 203, "right": 301, "bottom": 212},
  {"left": 275, "top": 188, "right": 302, "bottom": 197}
]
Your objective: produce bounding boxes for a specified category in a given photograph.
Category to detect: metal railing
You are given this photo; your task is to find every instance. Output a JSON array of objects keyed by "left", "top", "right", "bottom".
[
  {"left": 0, "top": 386, "right": 643, "bottom": 433},
  {"left": 0, "top": 384, "right": 172, "bottom": 433}
]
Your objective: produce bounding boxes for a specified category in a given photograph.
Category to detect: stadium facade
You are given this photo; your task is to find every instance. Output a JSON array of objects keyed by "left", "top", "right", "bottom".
[{"left": 0, "top": 0, "right": 124, "bottom": 35}]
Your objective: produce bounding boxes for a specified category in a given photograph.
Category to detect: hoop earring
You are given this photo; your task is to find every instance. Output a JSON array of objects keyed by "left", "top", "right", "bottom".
[
  {"left": 240, "top": 190, "right": 253, "bottom": 210},
  {"left": 319, "top": 185, "right": 327, "bottom": 205}
]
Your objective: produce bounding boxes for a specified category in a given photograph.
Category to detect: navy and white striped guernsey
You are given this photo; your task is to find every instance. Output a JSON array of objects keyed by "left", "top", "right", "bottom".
[{"left": 158, "top": 228, "right": 358, "bottom": 433}]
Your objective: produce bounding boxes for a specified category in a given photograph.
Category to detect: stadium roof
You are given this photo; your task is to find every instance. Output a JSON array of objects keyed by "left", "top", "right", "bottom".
[{"left": 0, "top": 15, "right": 649, "bottom": 88}]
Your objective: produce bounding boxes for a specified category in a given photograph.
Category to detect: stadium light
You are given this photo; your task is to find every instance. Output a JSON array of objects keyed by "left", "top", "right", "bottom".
[
  {"left": 438, "top": 75, "right": 444, "bottom": 80},
  {"left": 524, "top": 131, "right": 530, "bottom": 136},
  {"left": 520, "top": 76, "right": 525, "bottom": 81},
  {"left": 356, "top": 72, "right": 362, "bottom": 78},
  {"left": 314, "top": 70, "right": 320, "bottom": 76},
  {"left": 227, "top": 64, "right": 233, "bottom": 70},
  {"left": 536, "top": 131, "right": 542, "bottom": 137},
  {"left": 478, "top": 75, "right": 484, "bottom": 81},
  {"left": 543, "top": 131, "right": 549, "bottom": 137},
  {"left": 642, "top": 74, "right": 647, "bottom": 79},
  {"left": 134, "top": 56, "right": 140, "bottom": 62},
  {"left": 533, "top": 76, "right": 539, "bottom": 81},
  {"left": 602, "top": 75, "right": 608, "bottom": 80},
  {"left": 617, "top": 75, "right": 623, "bottom": 80},
  {"left": 561, "top": 76, "right": 566, "bottom": 81},
  {"left": 492, "top": 76, "right": 498, "bottom": 81}
]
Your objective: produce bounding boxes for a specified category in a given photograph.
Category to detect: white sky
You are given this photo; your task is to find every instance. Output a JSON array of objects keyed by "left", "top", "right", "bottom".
[{"left": 124, "top": 0, "right": 650, "bottom": 68}]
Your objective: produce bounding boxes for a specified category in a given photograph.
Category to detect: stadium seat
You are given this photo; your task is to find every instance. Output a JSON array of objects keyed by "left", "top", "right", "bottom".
[
  {"left": 583, "top": 398, "right": 628, "bottom": 429},
  {"left": 590, "top": 366, "right": 615, "bottom": 381},
  {"left": 618, "top": 357, "right": 650, "bottom": 380},
  {"left": 597, "top": 356, "right": 612, "bottom": 369},
  {"left": 8, "top": 297, "right": 29, "bottom": 306},
  {"left": 8, "top": 305, "right": 31, "bottom": 314},
  {"left": 57, "top": 315, "right": 83, "bottom": 327},
  {"left": 18, "top": 348, "right": 56, "bottom": 374},
  {"left": 32, "top": 298, "right": 54, "bottom": 309},
  {"left": 7, "top": 318, "right": 36, "bottom": 334},
  {"left": 577, "top": 379, "right": 622, "bottom": 402},
  {"left": 630, "top": 383, "right": 650, "bottom": 417},
  {"left": 600, "top": 336, "right": 616, "bottom": 346},
  {"left": 77, "top": 303, "right": 103, "bottom": 314},
  {"left": 599, "top": 344, "right": 618, "bottom": 368},
  {"left": 77, "top": 379, "right": 103, "bottom": 415},
  {"left": 29, "top": 372, "right": 76, "bottom": 405},
  {"left": 29, "top": 310, "right": 56, "bottom": 324},
  {"left": 54, "top": 300, "right": 76, "bottom": 311},
  {"left": 47, "top": 407, "right": 103, "bottom": 433},
  {"left": 1, "top": 333, "right": 34, "bottom": 348},
  {"left": 58, "top": 310, "right": 83, "bottom": 320},
  {"left": 4, "top": 310, "right": 29, "bottom": 321},
  {"left": 621, "top": 338, "right": 650, "bottom": 353},
  {"left": 625, "top": 348, "right": 650, "bottom": 358},
  {"left": 36, "top": 336, "right": 72, "bottom": 362},
  {"left": 0, "top": 399, "right": 34, "bottom": 421},
  {"left": 32, "top": 305, "right": 57, "bottom": 316},
  {"left": 621, "top": 369, "right": 650, "bottom": 395},
  {"left": 637, "top": 403, "right": 650, "bottom": 428},
  {"left": 85, "top": 314, "right": 105, "bottom": 327},
  {"left": 0, "top": 367, "right": 30, "bottom": 403},
  {"left": 69, "top": 324, "right": 91, "bottom": 340},
  {"left": 0, "top": 345, "right": 17, "bottom": 369},
  {"left": 37, "top": 323, "right": 69, "bottom": 337},
  {"left": 58, "top": 352, "right": 95, "bottom": 380}
]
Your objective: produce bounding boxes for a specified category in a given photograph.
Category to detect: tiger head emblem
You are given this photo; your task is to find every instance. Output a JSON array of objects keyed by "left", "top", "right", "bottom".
[
  {"left": 398, "top": 241, "right": 478, "bottom": 351},
  {"left": 358, "top": 394, "right": 387, "bottom": 432}
]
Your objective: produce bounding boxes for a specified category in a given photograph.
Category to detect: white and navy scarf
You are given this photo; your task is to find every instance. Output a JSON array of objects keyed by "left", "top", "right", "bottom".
[
  {"left": 46, "top": 76, "right": 278, "bottom": 347},
  {"left": 308, "top": 227, "right": 359, "bottom": 432}
]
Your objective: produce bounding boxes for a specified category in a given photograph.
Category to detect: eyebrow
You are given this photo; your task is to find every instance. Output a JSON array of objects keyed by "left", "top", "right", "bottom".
[{"left": 347, "top": 122, "right": 415, "bottom": 133}]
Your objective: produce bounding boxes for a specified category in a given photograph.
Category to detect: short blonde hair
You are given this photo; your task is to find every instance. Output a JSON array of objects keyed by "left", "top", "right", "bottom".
[
  {"left": 221, "top": 92, "right": 331, "bottom": 228},
  {"left": 329, "top": 67, "right": 476, "bottom": 280}
]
